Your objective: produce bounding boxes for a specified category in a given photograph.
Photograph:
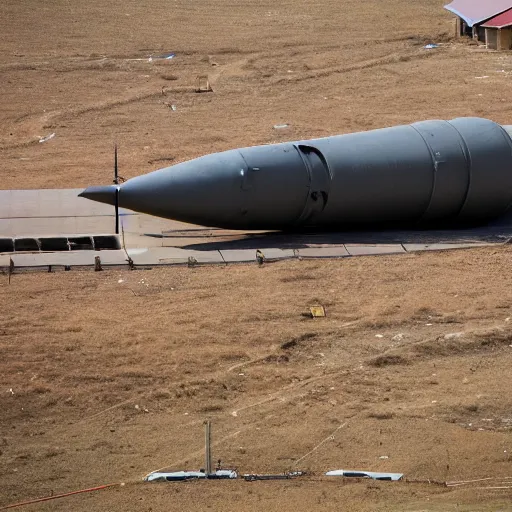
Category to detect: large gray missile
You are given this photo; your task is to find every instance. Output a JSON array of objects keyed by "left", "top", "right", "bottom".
[{"left": 79, "top": 117, "right": 512, "bottom": 230}]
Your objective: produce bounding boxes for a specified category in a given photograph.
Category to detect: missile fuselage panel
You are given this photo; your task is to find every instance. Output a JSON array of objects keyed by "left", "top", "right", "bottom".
[{"left": 80, "top": 117, "right": 512, "bottom": 230}]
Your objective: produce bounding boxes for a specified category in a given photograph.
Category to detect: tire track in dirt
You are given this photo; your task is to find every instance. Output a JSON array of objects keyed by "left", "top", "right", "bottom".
[
  {"left": 0, "top": 87, "right": 190, "bottom": 151},
  {"left": 271, "top": 49, "right": 440, "bottom": 84}
]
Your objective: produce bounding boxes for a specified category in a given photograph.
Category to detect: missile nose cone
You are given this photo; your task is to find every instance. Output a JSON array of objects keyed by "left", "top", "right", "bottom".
[
  {"left": 79, "top": 185, "right": 118, "bottom": 206},
  {"left": 77, "top": 143, "right": 311, "bottom": 229},
  {"left": 119, "top": 151, "right": 249, "bottom": 227},
  {"left": 118, "top": 145, "right": 311, "bottom": 229}
]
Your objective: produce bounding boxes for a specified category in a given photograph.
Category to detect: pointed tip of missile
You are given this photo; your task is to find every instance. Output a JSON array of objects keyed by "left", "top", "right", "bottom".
[{"left": 79, "top": 185, "right": 118, "bottom": 206}]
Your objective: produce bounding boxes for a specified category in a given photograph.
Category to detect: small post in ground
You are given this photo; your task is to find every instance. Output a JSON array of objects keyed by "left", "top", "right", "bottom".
[
  {"left": 204, "top": 420, "right": 212, "bottom": 476},
  {"left": 8, "top": 257, "right": 14, "bottom": 284}
]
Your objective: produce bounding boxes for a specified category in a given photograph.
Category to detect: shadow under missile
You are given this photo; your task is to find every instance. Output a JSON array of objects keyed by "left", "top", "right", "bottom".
[{"left": 140, "top": 211, "right": 512, "bottom": 251}]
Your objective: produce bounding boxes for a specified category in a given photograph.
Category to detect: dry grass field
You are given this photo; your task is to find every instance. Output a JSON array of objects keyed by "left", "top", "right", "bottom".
[
  {"left": 3, "top": 250, "right": 512, "bottom": 510},
  {"left": 2, "top": 0, "right": 512, "bottom": 510}
]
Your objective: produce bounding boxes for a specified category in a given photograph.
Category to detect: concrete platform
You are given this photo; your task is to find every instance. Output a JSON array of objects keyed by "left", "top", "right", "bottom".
[
  {"left": 403, "top": 243, "right": 490, "bottom": 252},
  {"left": 296, "top": 246, "right": 349, "bottom": 258},
  {"left": 127, "top": 247, "right": 224, "bottom": 265},
  {"left": 344, "top": 244, "right": 406, "bottom": 256},
  {"left": 1, "top": 250, "right": 128, "bottom": 269},
  {"left": 0, "top": 188, "right": 510, "bottom": 270}
]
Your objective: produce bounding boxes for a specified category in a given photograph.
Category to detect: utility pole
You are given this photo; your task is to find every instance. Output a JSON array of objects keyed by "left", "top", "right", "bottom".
[{"left": 204, "top": 420, "right": 212, "bottom": 476}]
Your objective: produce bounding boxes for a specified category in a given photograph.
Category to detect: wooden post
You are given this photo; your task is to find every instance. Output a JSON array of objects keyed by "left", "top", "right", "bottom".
[
  {"left": 204, "top": 420, "right": 212, "bottom": 475},
  {"left": 498, "top": 28, "right": 502, "bottom": 51},
  {"left": 8, "top": 257, "right": 14, "bottom": 284}
]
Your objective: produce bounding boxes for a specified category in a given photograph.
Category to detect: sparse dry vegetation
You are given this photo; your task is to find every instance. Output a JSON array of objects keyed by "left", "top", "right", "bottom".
[
  {"left": 368, "top": 354, "right": 408, "bottom": 367},
  {"left": 2, "top": 249, "right": 512, "bottom": 510},
  {"left": 3, "top": 0, "right": 512, "bottom": 509}
]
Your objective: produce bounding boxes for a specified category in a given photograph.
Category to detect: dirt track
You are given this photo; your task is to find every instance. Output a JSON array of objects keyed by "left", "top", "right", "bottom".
[{"left": 2, "top": 0, "right": 512, "bottom": 510}]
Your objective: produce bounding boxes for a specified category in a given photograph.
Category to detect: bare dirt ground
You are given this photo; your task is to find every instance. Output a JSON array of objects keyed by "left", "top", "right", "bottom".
[
  {"left": 2, "top": 0, "right": 512, "bottom": 189},
  {"left": 2, "top": 0, "right": 512, "bottom": 510},
  {"left": 3, "top": 250, "right": 512, "bottom": 510}
]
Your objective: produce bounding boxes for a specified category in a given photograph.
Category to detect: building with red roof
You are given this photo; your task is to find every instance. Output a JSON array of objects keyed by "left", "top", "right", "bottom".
[
  {"left": 445, "top": 0, "right": 512, "bottom": 49},
  {"left": 482, "top": 8, "right": 512, "bottom": 49}
]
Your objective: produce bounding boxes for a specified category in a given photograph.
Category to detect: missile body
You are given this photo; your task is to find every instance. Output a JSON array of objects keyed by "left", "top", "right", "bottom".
[{"left": 80, "top": 118, "right": 512, "bottom": 230}]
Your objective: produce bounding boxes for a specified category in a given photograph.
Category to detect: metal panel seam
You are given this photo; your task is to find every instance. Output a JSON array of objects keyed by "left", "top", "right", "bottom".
[
  {"left": 495, "top": 125, "right": 512, "bottom": 215},
  {"left": 443, "top": 123, "right": 473, "bottom": 219},
  {"left": 409, "top": 124, "right": 440, "bottom": 222}
]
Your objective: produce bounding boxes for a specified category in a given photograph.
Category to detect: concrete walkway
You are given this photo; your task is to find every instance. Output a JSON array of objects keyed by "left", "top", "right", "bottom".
[{"left": 0, "top": 189, "right": 509, "bottom": 269}]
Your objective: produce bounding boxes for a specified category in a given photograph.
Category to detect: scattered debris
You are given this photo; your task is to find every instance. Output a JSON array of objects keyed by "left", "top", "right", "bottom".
[
  {"left": 273, "top": 124, "right": 289, "bottom": 129},
  {"left": 423, "top": 44, "right": 438, "bottom": 49},
  {"left": 244, "top": 471, "right": 306, "bottom": 481},
  {"left": 207, "top": 469, "right": 238, "bottom": 480},
  {"left": 38, "top": 132, "right": 55, "bottom": 143},
  {"left": 118, "top": 279, "right": 124, "bottom": 284},
  {"left": 146, "top": 471, "right": 205, "bottom": 482},
  {"left": 444, "top": 332, "right": 463, "bottom": 339},
  {"left": 145, "top": 469, "right": 237, "bottom": 482},
  {"left": 309, "top": 305, "right": 326, "bottom": 318},
  {"left": 149, "top": 52, "right": 176, "bottom": 62},
  {"left": 196, "top": 75, "right": 213, "bottom": 93},
  {"left": 326, "top": 470, "right": 403, "bottom": 481},
  {"left": 379, "top": 455, "right": 389, "bottom": 460},
  {"left": 156, "top": 52, "right": 176, "bottom": 60},
  {"left": 391, "top": 333, "right": 404, "bottom": 341},
  {"left": 474, "top": 76, "right": 489, "bottom": 79},
  {"left": 7, "top": 388, "right": 14, "bottom": 395},
  {"left": 375, "top": 334, "right": 384, "bottom": 338}
]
